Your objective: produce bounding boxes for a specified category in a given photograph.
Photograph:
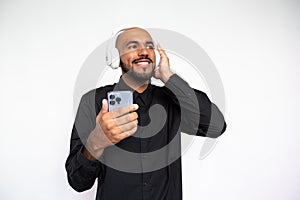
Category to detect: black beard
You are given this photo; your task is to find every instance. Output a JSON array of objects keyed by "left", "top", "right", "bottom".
[{"left": 120, "top": 60, "right": 154, "bottom": 83}]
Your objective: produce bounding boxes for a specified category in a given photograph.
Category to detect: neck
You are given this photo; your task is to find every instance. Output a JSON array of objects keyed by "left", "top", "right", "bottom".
[{"left": 121, "top": 73, "right": 149, "bottom": 93}]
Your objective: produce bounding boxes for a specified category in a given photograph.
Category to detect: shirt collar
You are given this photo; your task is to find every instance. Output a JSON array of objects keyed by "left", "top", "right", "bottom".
[{"left": 114, "top": 76, "right": 153, "bottom": 103}]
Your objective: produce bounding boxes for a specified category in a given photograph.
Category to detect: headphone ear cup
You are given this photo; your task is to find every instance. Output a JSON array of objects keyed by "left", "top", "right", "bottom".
[
  {"left": 109, "top": 48, "right": 120, "bottom": 69},
  {"left": 106, "top": 47, "right": 112, "bottom": 67}
]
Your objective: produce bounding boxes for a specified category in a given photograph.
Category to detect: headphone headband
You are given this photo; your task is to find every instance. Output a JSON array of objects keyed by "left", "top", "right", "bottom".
[{"left": 106, "top": 26, "right": 145, "bottom": 69}]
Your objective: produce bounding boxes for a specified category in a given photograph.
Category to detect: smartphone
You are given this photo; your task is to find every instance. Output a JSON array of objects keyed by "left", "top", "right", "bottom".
[{"left": 107, "top": 91, "right": 133, "bottom": 111}]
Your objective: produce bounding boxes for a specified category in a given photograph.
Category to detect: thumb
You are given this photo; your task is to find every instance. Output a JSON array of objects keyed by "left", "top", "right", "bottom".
[{"left": 101, "top": 99, "right": 109, "bottom": 114}]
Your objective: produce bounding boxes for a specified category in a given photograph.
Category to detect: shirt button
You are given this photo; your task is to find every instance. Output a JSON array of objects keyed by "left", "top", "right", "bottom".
[{"left": 143, "top": 182, "right": 148, "bottom": 186}]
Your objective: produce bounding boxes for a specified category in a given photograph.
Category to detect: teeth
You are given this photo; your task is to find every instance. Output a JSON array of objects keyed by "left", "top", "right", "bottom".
[{"left": 136, "top": 61, "right": 149, "bottom": 65}]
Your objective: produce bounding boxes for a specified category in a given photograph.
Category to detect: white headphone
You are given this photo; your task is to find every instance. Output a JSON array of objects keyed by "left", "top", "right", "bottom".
[{"left": 105, "top": 26, "right": 158, "bottom": 69}]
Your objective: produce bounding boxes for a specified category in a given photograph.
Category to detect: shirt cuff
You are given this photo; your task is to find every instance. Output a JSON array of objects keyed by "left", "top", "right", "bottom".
[
  {"left": 165, "top": 73, "right": 192, "bottom": 96},
  {"left": 77, "top": 146, "right": 101, "bottom": 169}
]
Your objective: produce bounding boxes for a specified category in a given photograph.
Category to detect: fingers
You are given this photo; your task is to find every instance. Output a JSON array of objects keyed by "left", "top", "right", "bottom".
[
  {"left": 98, "top": 101, "right": 138, "bottom": 126},
  {"left": 97, "top": 101, "right": 138, "bottom": 121},
  {"left": 105, "top": 119, "right": 138, "bottom": 143},
  {"left": 111, "top": 104, "right": 139, "bottom": 118},
  {"left": 117, "top": 126, "right": 138, "bottom": 141},
  {"left": 156, "top": 43, "right": 170, "bottom": 68},
  {"left": 157, "top": 43, "right": 168, "bottom": 59},
  {"left": 103, "top": 112, "right": 138, "bottom": 133},
  {"left": 96, "top": 99, "right": 109, "bottom": 122},
  {"left": 101, "top": 99, "right": 109, "bottom": 114},
  {"left": 95, "top": 100, "right": 139, "bottom": 144},
  {"left": 114, "top": 111, "right": 138, "bottom": 126},
  {"left": 110, "top": 119, "right": 138, "bottom": 135}
]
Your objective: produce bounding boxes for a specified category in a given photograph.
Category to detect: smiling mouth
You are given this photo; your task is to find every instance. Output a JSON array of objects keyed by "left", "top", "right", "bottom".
[
  {"left": 133, "top": 58, "right": 153, "bottom": 66},
  {"left": 134, "top": 61, "right": 150, "bottom": 66}
]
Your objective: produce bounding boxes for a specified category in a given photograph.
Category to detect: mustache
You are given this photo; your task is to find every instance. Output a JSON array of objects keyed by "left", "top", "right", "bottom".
[{"left": 132, "top": 56, "right": 153, "bottom": 64}]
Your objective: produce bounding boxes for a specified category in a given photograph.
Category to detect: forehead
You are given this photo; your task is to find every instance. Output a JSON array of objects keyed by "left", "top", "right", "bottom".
[{"left": 116, "top": 28, "right": 153, "bottom": 47}]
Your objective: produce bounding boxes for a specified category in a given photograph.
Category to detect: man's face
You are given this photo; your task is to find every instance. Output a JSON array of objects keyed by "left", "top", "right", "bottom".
[{"left": 116, "top": 28, "right": 156, "bottom": 82}]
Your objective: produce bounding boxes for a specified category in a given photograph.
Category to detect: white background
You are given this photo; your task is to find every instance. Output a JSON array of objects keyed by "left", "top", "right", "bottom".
[{"left": 1, "top": 0, "right": 300, "bottom": 199}]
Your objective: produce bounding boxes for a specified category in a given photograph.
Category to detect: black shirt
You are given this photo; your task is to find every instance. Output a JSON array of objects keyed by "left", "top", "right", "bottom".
[{"left": 65, "top": 74, "right": 226, "bottom": 200}]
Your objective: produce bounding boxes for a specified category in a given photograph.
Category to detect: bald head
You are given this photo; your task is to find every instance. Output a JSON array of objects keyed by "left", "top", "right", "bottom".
[{"left": 115, "top": 27, "right": 154, "bottom": 52}]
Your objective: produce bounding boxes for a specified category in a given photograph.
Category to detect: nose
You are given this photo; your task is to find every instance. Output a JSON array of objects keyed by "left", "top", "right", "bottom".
[{"left": 137, "top": 47, "right": 149, "bottom": 56}]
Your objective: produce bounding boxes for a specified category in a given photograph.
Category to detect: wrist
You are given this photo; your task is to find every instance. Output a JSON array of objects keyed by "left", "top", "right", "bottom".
[
  {"left": 83, "top": 147, "right": 97, "bottom": 160},
  {"left": 84, "top": 138, "right": 105, "bottom": 160},
  {"left": 161, "top": 70, "right": 174, "bottom": 83},
  {"left": 83, "top": 146, "right": 104, "bottom": 161}
]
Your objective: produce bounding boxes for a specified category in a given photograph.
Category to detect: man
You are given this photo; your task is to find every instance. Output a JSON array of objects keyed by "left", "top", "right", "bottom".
[{"left": 66, "top": 27, "right": 226, "bottom": 200}]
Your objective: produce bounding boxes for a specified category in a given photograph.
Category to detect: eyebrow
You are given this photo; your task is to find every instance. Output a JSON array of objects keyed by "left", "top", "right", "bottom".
[{"left": 125, "top": 41, "right": 154, "bottom": 46}]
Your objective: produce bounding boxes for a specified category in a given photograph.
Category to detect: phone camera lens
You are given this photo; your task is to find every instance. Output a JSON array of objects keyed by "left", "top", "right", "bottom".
[
  {"left": 109, "top": 94, "right": 115, "bottom": 99},
  {"left": 109, "top": 100, "right": 115, "bottom": 105},
  {"left": 116, "top": 97, "right": 121, "bottom": 104}
]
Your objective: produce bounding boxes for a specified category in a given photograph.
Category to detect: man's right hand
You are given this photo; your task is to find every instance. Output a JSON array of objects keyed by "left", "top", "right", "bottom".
[{"left": 83, "top": 99, "right": 139, "bottom": 160}]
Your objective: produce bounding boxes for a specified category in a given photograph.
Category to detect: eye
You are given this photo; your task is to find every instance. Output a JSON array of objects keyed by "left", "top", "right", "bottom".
[
  {"left": 128, "top": 44, "right": 137, "bottom": 49},
  {"left": 146, "top": 44, "right": 154, "bottom": 49}
]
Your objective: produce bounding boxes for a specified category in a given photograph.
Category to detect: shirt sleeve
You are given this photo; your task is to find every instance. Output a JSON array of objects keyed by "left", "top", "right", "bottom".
[
  {"left": 65, "top": 90, "right": 104, "bottom": 192},
  {"left": 164, "top": 74, "right": 226, "bottom": 138}
]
